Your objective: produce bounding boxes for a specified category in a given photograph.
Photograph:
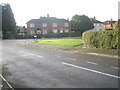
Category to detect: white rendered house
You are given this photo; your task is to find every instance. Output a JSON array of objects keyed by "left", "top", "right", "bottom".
[{"left": 91, "top": 17, "right": 104, "bottom": 31}]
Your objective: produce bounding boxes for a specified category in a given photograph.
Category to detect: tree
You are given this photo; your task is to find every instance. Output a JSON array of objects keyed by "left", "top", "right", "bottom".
[
  {"left": 0, "top": 5, "right": 2, "bottom": 38},
  {"left": 113, "top": 19, "right": 120, "bottom": 30},
  {"left": 71, "top": 14, "right": 94, "bottom": 32},
  {"left": 2, "top": 3, "right": 16, "bottom": 39}
]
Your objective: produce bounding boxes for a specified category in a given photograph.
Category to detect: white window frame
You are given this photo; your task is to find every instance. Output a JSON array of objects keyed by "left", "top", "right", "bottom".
[
  {"left": 64, "top": 23, "right": 69, "bottom": 27},
  {"left": 53, "top": 23, "right": 57, "bottom": 27},
  {"left": 53, "top": 30, "right": 57, "bottom": 33},
  {"left": 64, "top": 29, "right": 69, "bottom": 33},
  {"left": 42, "top": 23, "right": 47, "bottom": 27},
  {"left": 30, "top": 23, "right": 35, "bottom": 27},
  {"left": 42, "top": 30, "right": 47, "bottom": 34},
  {"left": 30, "top": 30, "right": 35, "bottom": 34}
]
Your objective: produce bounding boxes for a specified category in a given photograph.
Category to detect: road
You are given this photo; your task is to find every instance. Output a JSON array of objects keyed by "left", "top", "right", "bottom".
[{"left": 1, "top": 39, "right": 119, "bottom": 89}]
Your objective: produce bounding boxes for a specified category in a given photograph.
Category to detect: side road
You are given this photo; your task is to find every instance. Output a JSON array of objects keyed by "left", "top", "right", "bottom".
[{"left": 20, "top": 41, "right": 119, "bottom": 59}]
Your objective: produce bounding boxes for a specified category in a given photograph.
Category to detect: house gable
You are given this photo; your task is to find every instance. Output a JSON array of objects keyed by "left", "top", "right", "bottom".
[{"left": 90, "top": 17, "right": 104, "bottom": 31}]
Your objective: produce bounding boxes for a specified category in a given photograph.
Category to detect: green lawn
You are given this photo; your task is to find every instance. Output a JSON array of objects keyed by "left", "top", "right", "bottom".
[{"left": 32, "top": 38, "right": 83, "bottom": 47}]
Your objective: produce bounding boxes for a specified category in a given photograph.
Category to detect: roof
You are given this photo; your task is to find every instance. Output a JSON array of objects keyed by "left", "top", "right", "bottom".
[
  {"left": 91, "top": 18, "right": 103, "bottom": 23},
  {"left": 27, "top": 17, "right": 69, "bottom": 23},
  {"left": 104, "top": 20, "right": 116, "bottom": 24}
]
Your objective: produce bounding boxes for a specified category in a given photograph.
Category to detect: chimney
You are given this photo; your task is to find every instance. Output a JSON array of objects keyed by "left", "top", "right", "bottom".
[
  {"left": 47, "top": 14, "right": 49, "bottom": 17},
  {"left": 111, "top": 18, "right": 113, "bottom": 21},
  {"left": 67, "top": 18, "right": 69, "bottom": 21}
]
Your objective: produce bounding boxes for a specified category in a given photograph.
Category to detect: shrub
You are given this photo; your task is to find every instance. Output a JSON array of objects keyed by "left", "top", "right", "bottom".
[
  {"left": 82, "top": 30, "right": 120, "bottom": 49},
  {"left": 14, "top": 32, "right": 82, "bottom": 39},
  {"left": 69, "top": 31, "right": 82, "bottom": 37}
]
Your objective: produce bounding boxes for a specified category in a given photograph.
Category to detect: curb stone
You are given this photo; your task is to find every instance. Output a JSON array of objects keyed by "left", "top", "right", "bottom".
[{"left": 20, "top": 43, "right": 119, "bottom": 59}]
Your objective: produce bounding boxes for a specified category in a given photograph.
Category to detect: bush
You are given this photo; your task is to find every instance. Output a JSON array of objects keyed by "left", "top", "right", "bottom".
[
  {"left": 69, "top": 31, "right": 82, "bottom": 37},
  {"left": 14, "top": 32, "right": 82, "bottom": 39},
  {"left": 43, "top": 32, "right": 81, "bottom": 38},
  {"left": 14, "top": 34, "right": 34, "bottom": 39},
  {"left": 82, "top": 30, "right": 120, "bottom": 49}
]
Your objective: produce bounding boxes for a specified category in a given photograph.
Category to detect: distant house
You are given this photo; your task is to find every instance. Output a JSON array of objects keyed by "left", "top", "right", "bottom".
[
  {"left": 104, "top": 19, "right": 116, "bottom": 30},
  {"left": 90, "top": 17, "right": 104, "bottom": 31},
  {"left": 26, "top": 15, "right": 71, "bottom": 35},
  {"left": 16, "top": 26, "right": 26, "bottom": 35}
]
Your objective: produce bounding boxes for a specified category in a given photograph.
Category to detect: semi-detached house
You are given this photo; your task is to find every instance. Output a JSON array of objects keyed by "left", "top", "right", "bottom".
[
  {"left": 91, "top": 17, "right": 104, "bottom": 31},
  {"left": 26, "top": 15, "right": 71, "bottom": 35},
  {"left": 103, "top": 19, "right": 116, "bottom": 30}
]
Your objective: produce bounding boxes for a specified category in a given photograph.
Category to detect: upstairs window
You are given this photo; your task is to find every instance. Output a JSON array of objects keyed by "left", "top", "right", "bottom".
[
  {"left": 53, "top": 23, "right": 57, "bottom": 27},
  {"left": 30, "top": 23, "right": 34, "bottom": 27},
  {"left": 42, "top": 23, "right": 47, "bottom": 27},
  {"left": 64, "top": 23, "right": 69, "bottom": 27}
]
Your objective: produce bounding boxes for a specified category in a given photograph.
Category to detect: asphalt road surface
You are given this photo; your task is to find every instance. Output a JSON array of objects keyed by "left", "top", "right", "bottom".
[{"left": 1, "top": 39, "right": 120, "bottom": 89}]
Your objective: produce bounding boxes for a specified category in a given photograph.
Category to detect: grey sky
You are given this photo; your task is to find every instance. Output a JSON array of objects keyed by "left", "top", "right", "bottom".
[{"left": 0, "top": 0, "right": 119, "bottom": 26}]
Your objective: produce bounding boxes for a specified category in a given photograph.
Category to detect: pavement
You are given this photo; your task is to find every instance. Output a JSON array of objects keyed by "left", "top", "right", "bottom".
[{"left": 20, "top": 40, "right": 119, "bottom": 59}]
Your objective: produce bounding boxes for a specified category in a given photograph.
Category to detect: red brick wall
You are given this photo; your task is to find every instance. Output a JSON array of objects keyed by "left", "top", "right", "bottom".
[
  {"left": 27, "top": 22, "right": 71, "bottom": 34},
  {"left": 104, "top": 24, "right": 113, "bottom": 29}
]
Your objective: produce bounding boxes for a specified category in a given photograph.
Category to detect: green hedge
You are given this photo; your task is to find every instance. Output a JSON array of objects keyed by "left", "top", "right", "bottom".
[
  {"left": 82, "top": 30, "right": 120, "bottom": 49},
  {"left": 14, "top": 32, "right": 82, "bottom": 39},
  {"left": 43, "top": 32, "right": 82, "bottom": 38},
  {"left": 14, "top": 34, "right": 35, "bottom": 39}
]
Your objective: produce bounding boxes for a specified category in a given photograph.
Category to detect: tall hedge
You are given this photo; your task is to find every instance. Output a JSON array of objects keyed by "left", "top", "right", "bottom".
[{"left": 82, "top": 30, "right": 120, "bottom": 49}]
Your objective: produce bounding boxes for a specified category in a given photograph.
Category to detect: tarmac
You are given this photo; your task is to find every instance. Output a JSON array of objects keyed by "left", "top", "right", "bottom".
[{"left": 20, "top": 41, "right": 120, "bottom": 59}]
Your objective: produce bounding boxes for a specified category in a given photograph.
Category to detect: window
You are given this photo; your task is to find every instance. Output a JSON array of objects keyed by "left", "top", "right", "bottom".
[
  {"left": 64, "top": 23, "right": 69, "bottom": 27},
  {"left": 30, "top": 30, "right": 35, "bottom": 34},
  {"left": 94, "top": 23, "right": 96, "bottom": 26},
  {"left": 53, "top": 30, "right": 57, "bottom": 33},
  {"left": 42, "top": 23, "right": 47, "bottom": 27},
  {"left": 53, "top": 23, "right": 57, "bottom": 27},
  {"left": 97, "top": 23, "right": 100, "bottom": 27},
  {"left": 64, "top": 29, "right": 69, "bottom": 33},
  {"left": 30, "top": 23, "right": 34, "bottom": 27},
  {"left": 42, "top": 30, "right": 47, "bottom": 34}
]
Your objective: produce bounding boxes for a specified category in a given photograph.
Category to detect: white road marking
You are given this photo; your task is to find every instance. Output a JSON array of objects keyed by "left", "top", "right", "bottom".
[
  {"left": 22, "top": 55, "right": 28, "bottom": 56},
  {"left": 0, "top": 74, "right": 14, "bottom": 90},
  {"left": 68, "top": 58, "right": 76, "bottom": 60},
  {"left": 111, "top": 67, "right": 120, "bottom": 70},
  {"left": 87, "top": 61, "right": 98, "bottom": 65},
  {"left": 62, "top": 62, "right": 120, "bottom": 79},
  {"left": 55, "top": 55, "right": 61, "bottom": 57},
  {"left": 19, "top": 50, "right": 44, "bottom": 58},
  {"left": 73, "top": 59, "right": 76, "bottom": 60}
]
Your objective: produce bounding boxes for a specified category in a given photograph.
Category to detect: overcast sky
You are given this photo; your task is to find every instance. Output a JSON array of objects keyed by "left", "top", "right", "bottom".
[{"left": 0, "top": 0, "right": 119, "bottom": 26}]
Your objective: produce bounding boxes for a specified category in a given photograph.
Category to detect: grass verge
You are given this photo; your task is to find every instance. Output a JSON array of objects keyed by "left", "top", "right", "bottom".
[{"left": 32, "top": 38, "right": 83, "bottom": 47}]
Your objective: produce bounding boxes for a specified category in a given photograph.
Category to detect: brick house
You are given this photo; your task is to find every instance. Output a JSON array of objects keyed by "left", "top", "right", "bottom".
[
  {"left": 104, "top": 19, "right": 116, "bottom": 30},
  {"left": 26, "top": 15, "right": 71, "bottom": 34}
]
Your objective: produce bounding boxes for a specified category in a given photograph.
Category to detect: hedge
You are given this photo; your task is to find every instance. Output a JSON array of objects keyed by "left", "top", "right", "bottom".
[
  {"left": 14, "top": 32, "right": 82, "bottom": 39},
  {"left": 82, "top": 30, "right": 120, "bottom": 49}
]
